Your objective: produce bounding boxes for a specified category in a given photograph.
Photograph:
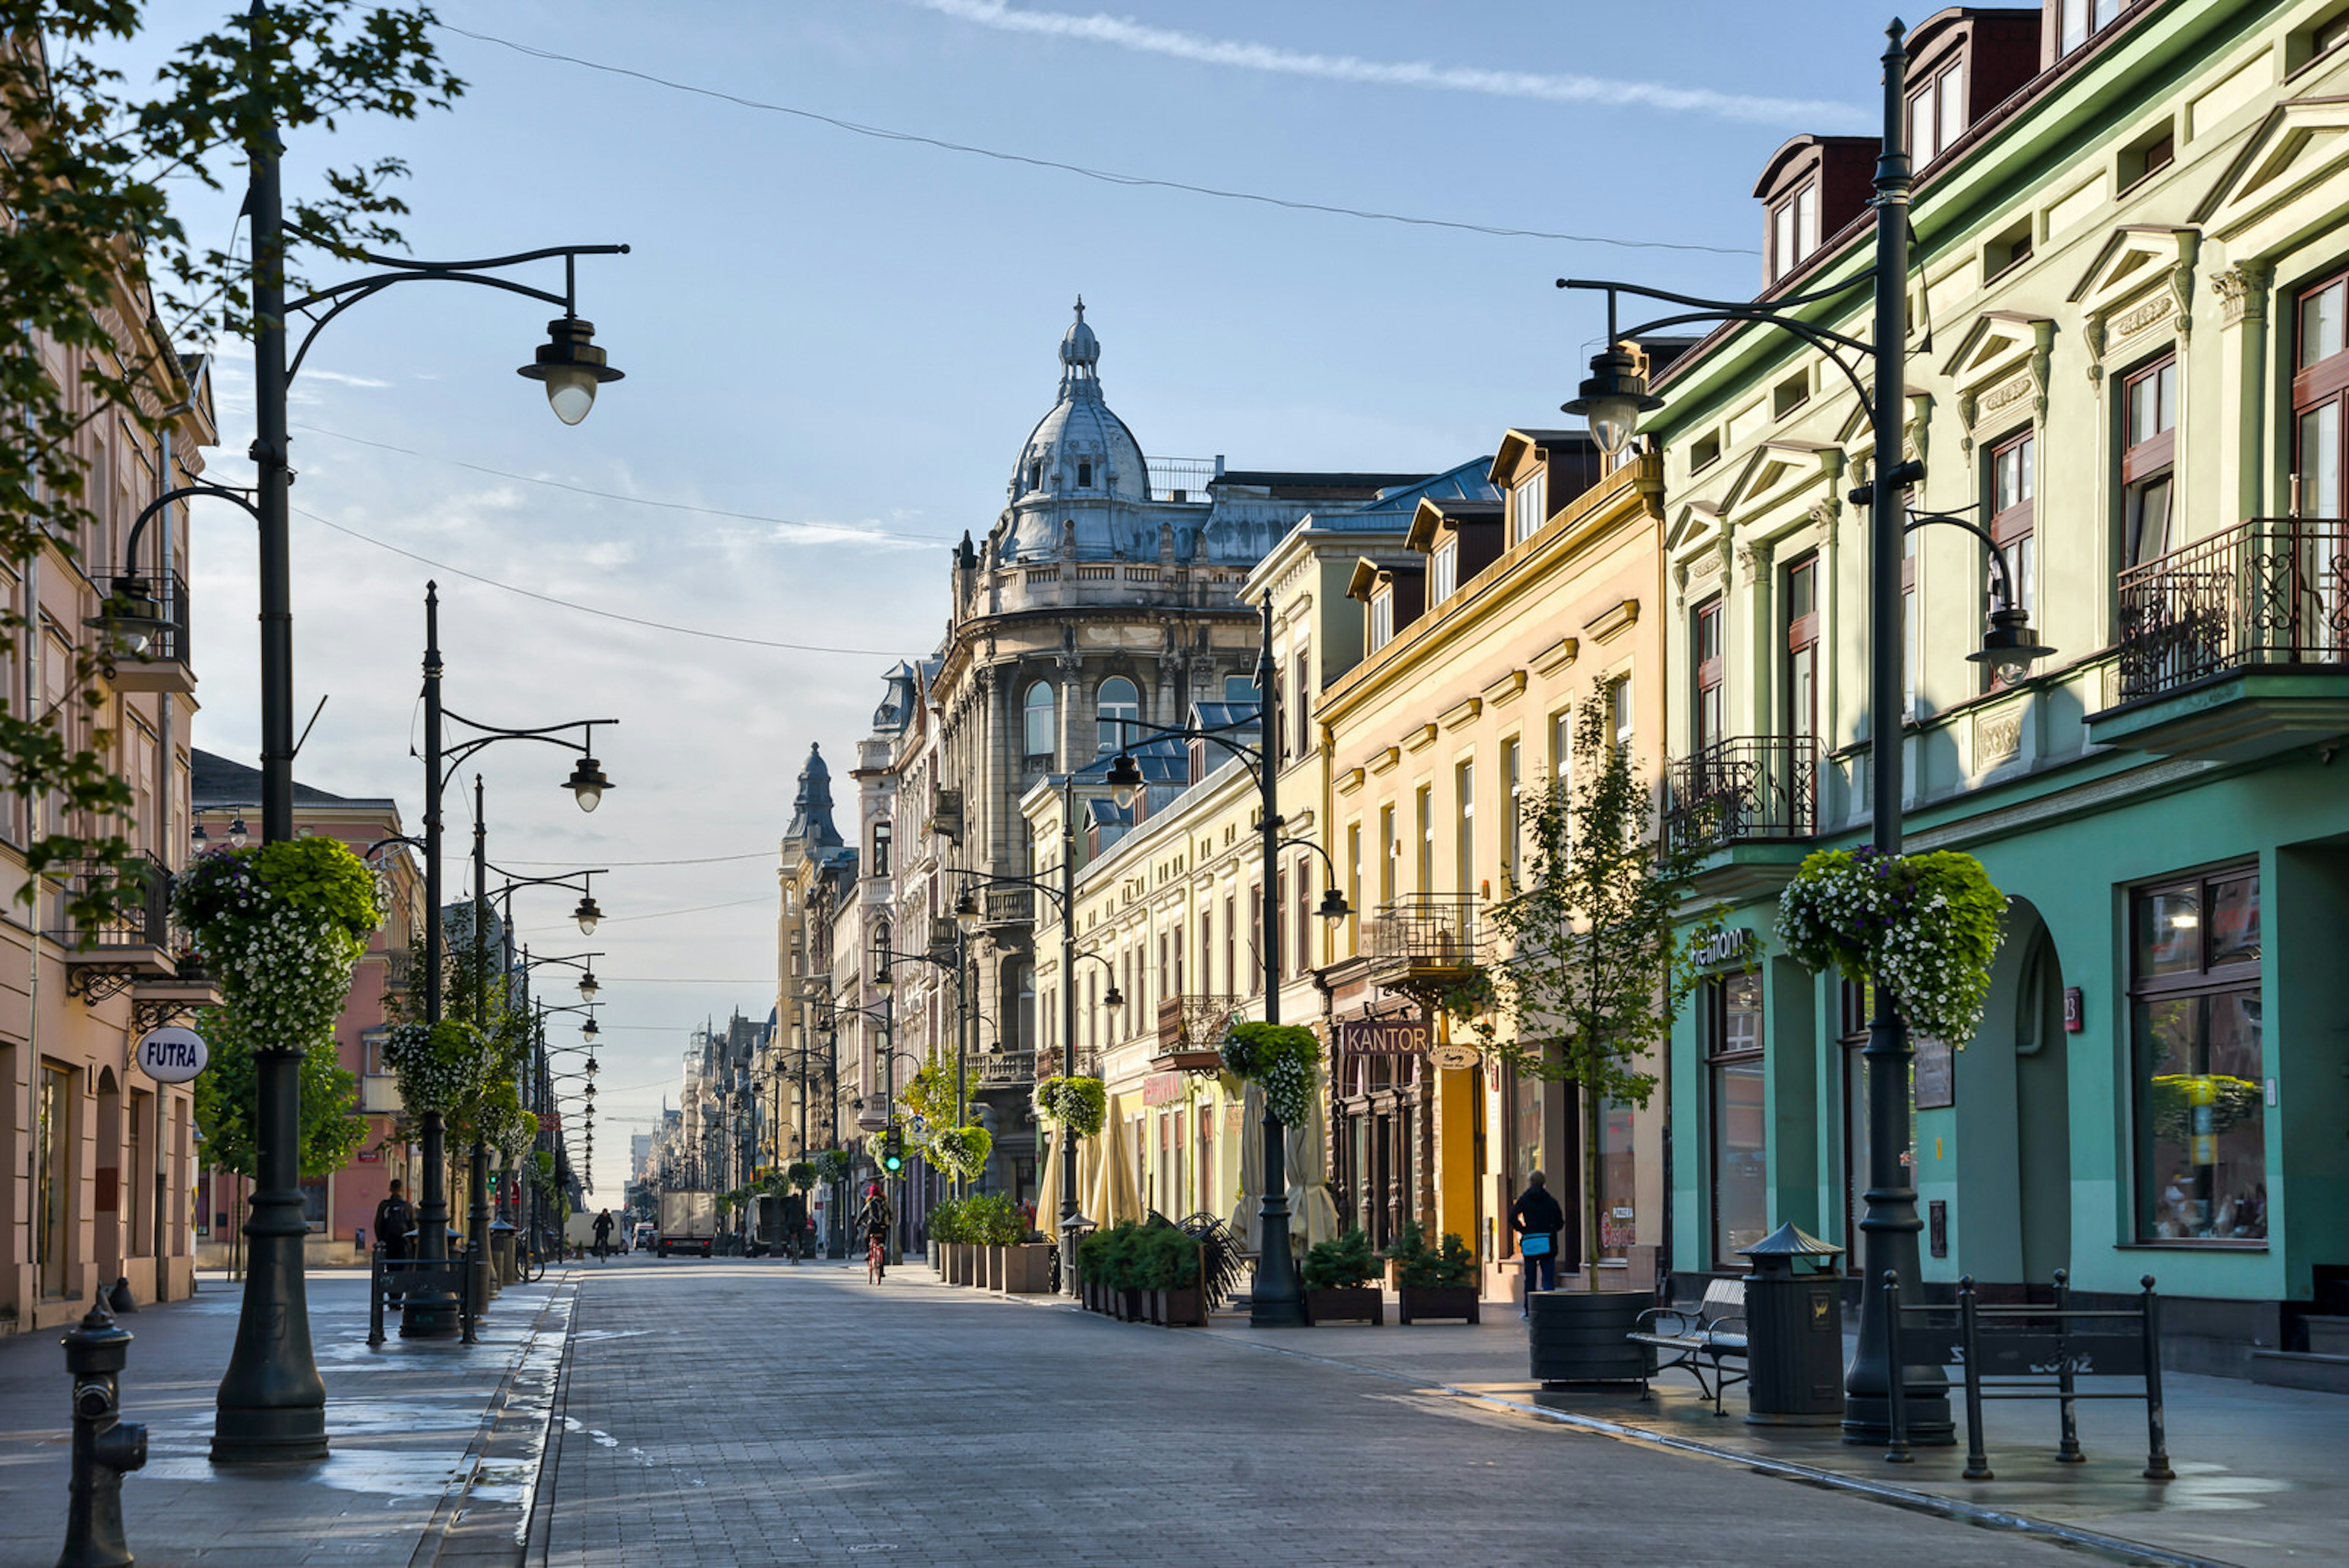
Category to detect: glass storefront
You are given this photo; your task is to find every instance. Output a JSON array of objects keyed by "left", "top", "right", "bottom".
[
  {"left": 1707, "top": 972, "right": 1767, "bottom": 1268},
  {"left": 2132, "top": 866, "right": 2265, "bottom": 1242}
]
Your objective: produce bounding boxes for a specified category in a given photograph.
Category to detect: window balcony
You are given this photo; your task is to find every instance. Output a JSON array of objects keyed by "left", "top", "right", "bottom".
[
  {"left": 105, "top": 571, "right": 195, "bottom": 695},
  {"left": 1666, "top": 736, "right": 1819, "bottom": 849},
  {"left": 1154, "top": 994, "right": 1245, "bottom": 1072},
  {"left": 53, "top": 853, "right": 181, "bottom": 1003},
  {"left": 2092, "top": 516, "right": 2349, "bottom": 762},
  {"left": 973, "top": 1049, "right": 1036, "bottom": 1089},
  {"left": 1362, "top": 896, "right": 1486, "bottom": 997},
  {"left": 982, "top": 886, "right": 1034, "bottom": 927}
]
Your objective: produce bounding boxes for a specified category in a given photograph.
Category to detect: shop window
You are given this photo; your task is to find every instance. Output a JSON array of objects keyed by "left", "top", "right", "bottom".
[
  {"left": 1707, "top": 972, "right": 1768, "bottom": 1268},
  {"left": 2121, "top": 355, "right": 2177, "bottom": 567},
  {"left": 2131, "top": 868, "right": 2266, "bottom": 1243}
]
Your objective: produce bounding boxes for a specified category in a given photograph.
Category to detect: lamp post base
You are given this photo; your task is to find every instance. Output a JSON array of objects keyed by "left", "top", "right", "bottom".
[
  {"left": 398, "top": 1293, "right": 462, "bottom": 1340},
  {"left": 1841, "top": 1393, "right": 1955, "bottom": 1447}
]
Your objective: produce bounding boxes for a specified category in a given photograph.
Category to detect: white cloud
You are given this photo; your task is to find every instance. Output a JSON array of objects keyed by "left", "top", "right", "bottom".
[{"left": 910, "top": 0, "right": 1867, "bottom": 127}]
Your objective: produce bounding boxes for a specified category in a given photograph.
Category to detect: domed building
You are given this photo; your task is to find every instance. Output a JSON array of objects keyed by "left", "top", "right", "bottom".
[{"left": 795, "top": 299, "right": 1459, "bottom": 1215}]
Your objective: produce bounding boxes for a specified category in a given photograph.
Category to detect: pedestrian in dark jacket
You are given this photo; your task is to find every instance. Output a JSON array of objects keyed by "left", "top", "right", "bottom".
[
  {"left": 374, "top": 1181, "right": 415, "bottom": 1305},
  {"left": 1508, "top": 1171, "right": 1565, "bottom": 1315}
]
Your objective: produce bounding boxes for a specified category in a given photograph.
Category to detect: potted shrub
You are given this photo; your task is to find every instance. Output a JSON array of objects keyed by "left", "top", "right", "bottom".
[
  {"left": 927, "top": 1197, "right": 962, "bottom": 1277},
  {"left": 1383, "top": 1222, "right": 1480, "bottom": 1325},
  {"left": 1301, "top": 1228, "right": 1384, "bottom": 1326},
  {"left": 1138, "top": 1224, "right": 1204, "bottom": 1326}
]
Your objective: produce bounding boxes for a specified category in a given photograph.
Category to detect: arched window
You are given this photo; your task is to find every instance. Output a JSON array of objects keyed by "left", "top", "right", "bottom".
[
  {"left": 1023, "top": 681, "right": 1055, "bottom": 759},
  {"left": 1097, "top": 676, "right": 1140, "bottom": 752},
  {"left": 870, "top": 920, "right": 892, "bottom": 982},
  {"left": 1013, "top": 961, "right": 1036, "bottom": 1053}
]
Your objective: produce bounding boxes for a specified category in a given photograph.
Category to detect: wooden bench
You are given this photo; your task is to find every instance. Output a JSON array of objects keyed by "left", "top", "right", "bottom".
[
  {"left": 1630, "top": 1278, "right": 1750, "bottom": 1414},
  {"left": 1884, "top": 1269, "right": 2173, "bottom": 1481}
]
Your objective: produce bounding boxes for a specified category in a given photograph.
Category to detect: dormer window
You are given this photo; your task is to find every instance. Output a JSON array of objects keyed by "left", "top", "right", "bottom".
[
  {"left": 2057, "top": 0, "right": 2125, "bottom": 57},
  {"left": 1430, "top": 539, "right": 1458, "bottom": 603},
  {"left": 1907, "top": 60, "right": 1965, "bottom": 164},
  {"left": 1511, "top": 472, "right": 1546, "bottom": 544},
  {"left": 1770, "top": 182, "right": 1818, "bottom": 281},
  {"left": 1370, "top": 590, "right": 1395, "bottom": 652},
  {"left": 1078, "top": 460, "right": 1093, "bottom": 487},
  {"left": 1030, "top": 460, "right": 1042, "bottom": 490}
]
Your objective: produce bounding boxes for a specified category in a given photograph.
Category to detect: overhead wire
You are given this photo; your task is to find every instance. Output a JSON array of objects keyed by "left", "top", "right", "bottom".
[{"left": 439, "top": 23, "right": 1755, "bottom": 257}]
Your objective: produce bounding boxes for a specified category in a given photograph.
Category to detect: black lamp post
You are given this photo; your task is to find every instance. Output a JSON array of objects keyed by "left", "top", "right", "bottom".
[
  {"left": 1554, "top": 20, "right": 2055, "bottom": 1445},
  {"left": 399, "top": 583, "right": 615, "bottom": 1342},
  {"left": 1096, "top": 594, "right": 1351, "bottom": 1326},
  {"left": 185, "top": 2, "right": 627, "bottom": 1464}
]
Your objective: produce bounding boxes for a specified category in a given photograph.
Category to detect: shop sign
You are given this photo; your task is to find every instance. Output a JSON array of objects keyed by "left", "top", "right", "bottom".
[
  {"left": 134, "top": 1025, "right": 207, "bottom": 1083},
  {"left": 1428, "top": 1042, "right": 1480, "bottom": 1071},
  {"left": 1338, "top": 1017, "right": 1428, "bottom": 1056},
  {"left": 1142, "top": 1071, "right": 1184, "bottom": 1106},
  {"left": 1694, "top": 927, "right": 1755, "bottom": 967}
]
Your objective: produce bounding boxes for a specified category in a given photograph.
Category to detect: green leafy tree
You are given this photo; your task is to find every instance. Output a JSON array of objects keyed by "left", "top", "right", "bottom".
[
  {"left": 1449, "top": 691, "right": 1720, "bottom": 1291},
  {"left": 0, "top": 3, "right": 459, "bottom": 918},
  {"left": 190, "top": 1011, "right": 365, "bottom": 1181}
]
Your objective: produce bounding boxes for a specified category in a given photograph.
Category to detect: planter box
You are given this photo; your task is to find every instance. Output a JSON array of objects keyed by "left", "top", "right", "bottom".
[
  {"left": 1116, "top": 1286, "right": 1143, "bottom": 1321},
  {"left": 1397, "top": 1285, "right": 1480, "bottom": 1325},
  {"left": 1528, "top": 1288, "right": 1656, "bottom": 1387},
  {"left": 1304, "top": 1287, "right": 1384, "bottom": 1326},
  {"left": 949, "top": 1244, "right": 971, "bottom": 1285},
  {"left": 1001, "top": 1243, "right": 1053, "bottom": 1295},
  {"left": 985, "top": 1246, "right": 1006, "bottom": 1290},
  {"left": 1154, "top": 1285, "right": 1204, "bottom": 1327}
]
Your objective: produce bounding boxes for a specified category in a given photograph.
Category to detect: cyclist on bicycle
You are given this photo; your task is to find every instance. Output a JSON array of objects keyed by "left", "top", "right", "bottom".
[
  {"left": 592, "top": 1209, "right": 614, "bottom": 1261},
  {"left": 858, "top": 1184, "right": 893, "bottom": 1278}
]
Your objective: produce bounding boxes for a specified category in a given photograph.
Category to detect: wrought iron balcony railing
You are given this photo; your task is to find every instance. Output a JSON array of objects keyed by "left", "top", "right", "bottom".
[
  {"left": 1362, "top": 896, "right": 1486, "bottom": 978},
  {"left": 973, "top": 1049, "right": 1036, "bottom": 1088},
  {"left": 1154, "top": 994, "right": 1244, "bottom": 1070},
  {"left": 1665, "top": 736, "right": 1819, "bottom": 850},
  {"left": 53, "top": 852, "right": 180, "bottom": 1001},
  {"left": 2115, "top": 516, "right": 2349, "bottom": 703},
  {"left": 983, "top": 886, "right": 1034, "bottom": 926}
]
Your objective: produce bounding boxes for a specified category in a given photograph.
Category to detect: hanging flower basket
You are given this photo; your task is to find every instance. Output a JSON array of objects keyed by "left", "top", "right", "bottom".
[
  {"left": 173, "top": 838, "right": 384, "bottom": 1055},
  {"left": 1777, "top": 847, "right": 2006, "bottom": 1044},
  {"left": 1034, "top": 1075, "right": 1107, "bottom": 1137},
  {"left": 927, "top": 1123, "right": 992, "bottom": 1183},
  {"left": 381, "top": 1019, "right": 491, "bottom": 1115},
  {"left": 1221, "top": 1021, "right": 1322, "bottom": 1128},
  {"left": 812, "top": 1149, "right": 851, "bottom": 1185}
]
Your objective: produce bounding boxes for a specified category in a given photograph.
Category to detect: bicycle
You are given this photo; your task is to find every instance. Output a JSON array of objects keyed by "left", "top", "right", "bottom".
[
  {"left": 867, "top": 1232, "right": 886, "bottom": 1284},
  {"left": 520, "top": 1238, "right": 548, "bottom": 1284}
]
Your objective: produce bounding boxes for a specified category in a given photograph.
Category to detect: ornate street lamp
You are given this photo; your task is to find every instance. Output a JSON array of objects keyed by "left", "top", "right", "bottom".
[
  {"left": 517, "top": 313, "right": 625, "bottom": 426},
  {"left": 574, "top": 889, "right": 603, "bottom": 936}
]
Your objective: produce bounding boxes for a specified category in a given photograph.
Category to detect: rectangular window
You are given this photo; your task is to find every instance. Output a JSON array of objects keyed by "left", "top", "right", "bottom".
[
  {"left": 1785, "top": 555, "right": 1820, "bottom": 741},
  {"left": 1989, "top": 428, "right": 2037, "bottom": 688},
  {"left": 1378, "top": 804, "right": 1396, "bottom": 905},
  {"left": 2122, "top": 355, "right": 2177, "bottom": 567},
  {"left": 1248, "top": 885, "right": 1263, "bottom": 995},
  {"left": 2295, "top": 271, "right": 2349, "bottom": 520},
  {"left": 1692, "top": 599, "right": 1724, "bottom": 754},
  {"left": 1609, "top": 674, "right": 1634, "bottom": 752},
  {"left": 1223, "top": 893, "right": 1236, "bottom": 992},
  {"left": 1294, "top": 856, "right": 1311, "bottom": 976},
  {"left": 1455, "top": 761, "right": 1475, "bottom": 896},
  {"left": 1293, "top": 648, "right": 1312, "bottom": 759},
  {"left": 1902, "top": 518, "right": 1920, "bottom": 716},
  {"left": 870, "top": 820, "right": 893, "bottom": 879},
  {"left": 1414, "top": 785, "right": 1434, "bottom": 894},
  {"left": 1501, "top": 739, "right": 1523, "bottom": 890},
  {"left": 1910, "top": 61, "right": 1964, "bottom": 164},
  {"left": 1345, "top": 825, "right": 1362, "bottom": 956},
  {"left": 1369, "top": 591, "right": 1393, "bottom": 651},
  {"left": 1430, "top": 540, "right": 1457, "bottom": 603},
  {"left": 1707, "top": 972, "right": 1768, "bottom": 1268},
  {"left": 2131, "top": 868, "right": 2265, "bottom": 1243},
  {"left": 1513, "top": 472, "right": 1547, "bottom": 544}
]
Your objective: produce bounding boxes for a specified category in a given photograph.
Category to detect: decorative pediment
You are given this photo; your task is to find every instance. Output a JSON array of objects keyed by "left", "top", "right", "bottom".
[
  {"left": 1664, "top": 498, "right": 1723, "bottom": 554},
  {"left": 2070, "top": 226, "right": 2198, "bottom": 382},
  {"left": 2192, "top": 95, "right": 2349, "bottom": 240},
  {"left": 1941, "top": 310, "right": 2051, "bottom": 385},
  {"left": 1946, "top": 314, "right": 2055, "bottom": 455},
  {"left": 1718, "top": 439, "right": 1835, "bottom": 518}
]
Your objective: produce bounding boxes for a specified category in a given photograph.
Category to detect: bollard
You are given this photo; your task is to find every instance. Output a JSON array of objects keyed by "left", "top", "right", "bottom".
[{"left": 58, "top": 1303, "right": 147, "bottom": 1568}]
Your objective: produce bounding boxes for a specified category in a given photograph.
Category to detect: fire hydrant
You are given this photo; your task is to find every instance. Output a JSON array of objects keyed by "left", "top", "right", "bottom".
[{"left": 58, "top": 1303, "right": 146, "bottom": 1568}]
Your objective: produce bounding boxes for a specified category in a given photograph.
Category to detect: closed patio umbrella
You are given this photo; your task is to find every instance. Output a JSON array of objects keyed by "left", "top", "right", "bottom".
[
  {"left": 1286, "top": 1071, "right": 1340, "bottom": 1254},
  {"left": 1037, "top": 1117, "right": 1067, "bottom": 1234},
  {"left": 1104, "top": 1112, "right": 1142, "bottom": 1225},
  {"left": 1229, "top": 1082, "right": 1264, "bottom": 1254}
]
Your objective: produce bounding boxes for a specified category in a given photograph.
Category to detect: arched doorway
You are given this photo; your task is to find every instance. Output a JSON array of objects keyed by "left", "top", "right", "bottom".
[{"left": 2011, "top": 926, "right": 2072, "bottom": 1285}]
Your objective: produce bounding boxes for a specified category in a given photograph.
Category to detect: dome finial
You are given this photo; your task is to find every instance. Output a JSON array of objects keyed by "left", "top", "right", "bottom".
[{"left": 1058, "top": 295, "right": 1101, "bottom": 384}]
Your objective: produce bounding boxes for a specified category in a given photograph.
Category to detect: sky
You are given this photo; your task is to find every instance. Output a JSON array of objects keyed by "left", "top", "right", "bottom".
[{"left": 121, "top": 0, "right": 1902, "bottom": 1203}]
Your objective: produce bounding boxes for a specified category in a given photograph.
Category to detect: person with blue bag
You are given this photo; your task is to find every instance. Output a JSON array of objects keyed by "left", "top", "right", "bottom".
[{"left": 1508, "top": 1170, "right": 1565, "bottom": 1317}]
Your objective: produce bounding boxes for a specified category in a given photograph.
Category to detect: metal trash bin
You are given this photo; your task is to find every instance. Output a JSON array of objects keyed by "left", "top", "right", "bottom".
[
  {"left": 490, "top": 1219, "right": 517, "bottom": 1285},
  {"left": 1737, "top": 1221, "right": 1844, "bottom": 1425}
]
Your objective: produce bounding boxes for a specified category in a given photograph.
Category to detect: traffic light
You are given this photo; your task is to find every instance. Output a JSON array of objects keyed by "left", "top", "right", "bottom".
[{"left": 880, "top": 1128, "right": 904, "bottom": 1175}]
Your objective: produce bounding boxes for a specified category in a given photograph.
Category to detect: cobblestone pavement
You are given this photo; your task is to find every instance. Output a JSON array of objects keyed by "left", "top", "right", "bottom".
[
  {"left": 538, "top": 1258, "right": 2093, "bottom": 1567},
  {"left": 0, "top": 1269, "right": 566, "bottom": 1568}
]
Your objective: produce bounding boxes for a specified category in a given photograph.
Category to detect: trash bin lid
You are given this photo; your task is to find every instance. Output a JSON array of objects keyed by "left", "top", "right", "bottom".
[{"left": 1735, "top": 1221, "right": 1842, "bottom": 1262}]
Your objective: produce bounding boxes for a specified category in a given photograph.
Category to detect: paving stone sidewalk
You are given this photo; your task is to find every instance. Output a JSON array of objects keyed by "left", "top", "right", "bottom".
[
  {"left": 538, "top": 1254, "right": 2088, "bottom": 1568},
  {"left": 0, "top": 1267, "right": 573, "bottom": 1568},
  {"left": 1156, "top": 1288, "right": 2340, "bottom": 1566}
]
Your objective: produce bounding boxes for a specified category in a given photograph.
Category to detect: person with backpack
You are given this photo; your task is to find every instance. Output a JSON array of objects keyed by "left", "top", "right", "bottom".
[
  {"left": 592, "top": 1209, "right": 615, "bottom": 1261},
  {"left": 374, "top": 1180, "right": 415, "bottom": 1305},
  {"left": 1508, "top": 1170, "right": 1565, "bottom": 1317}
]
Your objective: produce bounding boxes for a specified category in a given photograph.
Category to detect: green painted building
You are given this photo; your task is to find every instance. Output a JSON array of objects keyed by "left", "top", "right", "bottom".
[{"left": 1630, "top": 0, "right": 2349, "bottom": 1382}]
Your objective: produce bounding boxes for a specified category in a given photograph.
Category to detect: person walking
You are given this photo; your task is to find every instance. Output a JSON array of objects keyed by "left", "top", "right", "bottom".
[
  {"left": 592, "top": 1208, "right": 615, "bottom": 1261},
  {"left": 1508, "top": 1170, "right": 1564, "bottom": 1318},
  {"left": 374, "top": 1180, "right": 415, "bottom": 1306}
]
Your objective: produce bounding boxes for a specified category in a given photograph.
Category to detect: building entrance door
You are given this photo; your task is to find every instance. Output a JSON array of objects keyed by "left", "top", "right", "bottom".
[{"left": 37, "top": 1063, "right": 72, "bottom": 1299}]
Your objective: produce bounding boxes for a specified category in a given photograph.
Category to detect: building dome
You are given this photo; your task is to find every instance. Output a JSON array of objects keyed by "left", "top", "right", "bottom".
[{"left": 1011, "top": 297, "right": 1147, "bottom": 507}]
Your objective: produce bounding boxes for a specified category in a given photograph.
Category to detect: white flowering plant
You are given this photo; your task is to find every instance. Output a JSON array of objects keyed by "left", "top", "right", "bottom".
[
  {"left": 927, "top": 1123, "right": 992, "bottom": 1183},
  {"left": 1034, "top": 1074, "right": 1107, "bottom": 1137},
  {"left": 1777, "top": 847, "right": 2007, "bottom": 1044},
  {"left": 174, "top": 836, "right": 384, "bottom": 1056},
  {"left": 1220, "top": 1021, "right": 1321, "bottom": 1128},
  {"left": 381, "top": 1018, "right": 489, "bottom": 1114}
]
